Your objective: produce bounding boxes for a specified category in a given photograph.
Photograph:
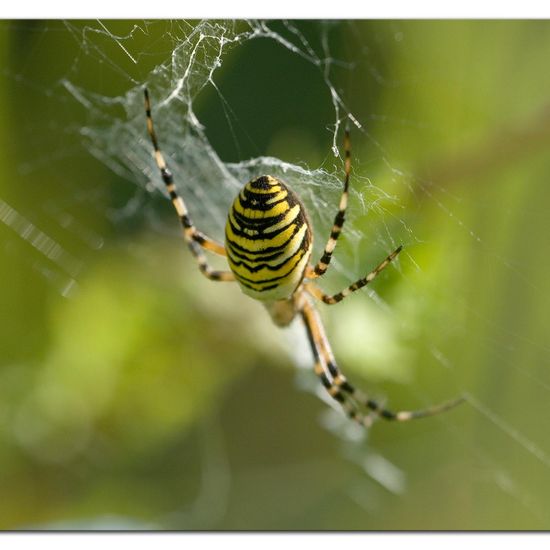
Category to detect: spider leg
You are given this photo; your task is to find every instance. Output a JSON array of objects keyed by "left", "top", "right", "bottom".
[
  {"left": 191, "top": 229, "right": 227, "bottom": 256},
  {"left": 300, "top": 296, "right": 377, "bottom": 428},
  {"left": 308, "top": 123, "right": 352, "bottom": 279},
  {"left": 300, "top": 295, "right": 464, "bottom": 424},
  {"left": 305, "top": 246, "right": 402, "bottom": 305},
  {"left": 144, "top": 89, "right": 233, "bottom": 281}
]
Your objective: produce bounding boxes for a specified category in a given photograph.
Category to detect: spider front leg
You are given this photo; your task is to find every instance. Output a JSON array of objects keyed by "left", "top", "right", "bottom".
[
  {"left": 144, "top": 88, "right": 234, "bottom": 282},
  {"left": 300, "top": 295, "right": 464, "bottom": 426},
  {"left": 305, "top": 245, "right": 402, "bottom": 305}
]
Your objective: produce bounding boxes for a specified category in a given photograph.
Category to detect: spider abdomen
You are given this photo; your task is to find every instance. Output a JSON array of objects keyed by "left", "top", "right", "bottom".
[{"left": 225, "top": 175, "right": 313, "bottom": 301}]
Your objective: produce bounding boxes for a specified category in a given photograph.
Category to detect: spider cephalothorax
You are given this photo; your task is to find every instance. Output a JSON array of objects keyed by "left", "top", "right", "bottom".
[{"left": 144, "top": 88, "right": 464, "bottom": 428}]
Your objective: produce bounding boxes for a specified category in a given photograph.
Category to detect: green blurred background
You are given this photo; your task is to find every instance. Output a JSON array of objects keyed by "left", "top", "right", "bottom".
[{"left": 1, "top": 20, "right": 550, "bottom": 530}]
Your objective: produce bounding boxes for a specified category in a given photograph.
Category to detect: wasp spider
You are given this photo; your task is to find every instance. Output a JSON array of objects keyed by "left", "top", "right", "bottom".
[{"left": 144, "top": 89, "right": 464, "bottom": 429}]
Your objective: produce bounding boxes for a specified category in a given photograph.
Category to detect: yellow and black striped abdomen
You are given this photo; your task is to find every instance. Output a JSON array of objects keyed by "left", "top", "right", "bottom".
[{"left": 225, "top": 175, "right": 313, "bottom": 301}]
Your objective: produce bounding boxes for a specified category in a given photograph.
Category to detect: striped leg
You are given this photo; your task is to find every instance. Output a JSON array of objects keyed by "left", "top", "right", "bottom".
[
  {"left": 308, "top": 125, "right": 352, "bottom": 279},
  {"left": 300, "top": 296, "right": 465, "bottom": 424},
  {"left": 300, "top": 297, "right": 377, "bottom": 428},
  {"left": 144, "top": 89, "right": 234, "bottom": 282},
  {"left": 305, "top": 246, "right": 403, "bottom": 305}
]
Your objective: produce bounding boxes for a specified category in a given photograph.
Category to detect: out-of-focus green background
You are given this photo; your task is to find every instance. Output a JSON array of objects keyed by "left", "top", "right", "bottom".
[{"left": 1, "top": 20, "right": 550, "bottom": 530}]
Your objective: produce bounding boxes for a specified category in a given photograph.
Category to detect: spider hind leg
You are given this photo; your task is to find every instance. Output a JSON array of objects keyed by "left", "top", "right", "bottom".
[{"left": 300, "top": 295, "right": 464, "bottom": 427}]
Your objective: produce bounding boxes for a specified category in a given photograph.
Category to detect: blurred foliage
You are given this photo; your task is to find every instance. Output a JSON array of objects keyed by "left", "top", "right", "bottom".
[{"left": 0, "top": 20, "right": 550, "bottom": 530}]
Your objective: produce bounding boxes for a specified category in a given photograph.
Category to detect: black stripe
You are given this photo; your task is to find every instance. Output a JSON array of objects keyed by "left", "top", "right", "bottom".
[
  {"left": 301, "top": 309, "right": 320, "bottom": 361},
  {"left": 237, "top": 279, "right": 279, "bottom": 292},
  {"left": 233, "top": 253, "right": 306, "bottom": 286},
  {"left": 319, "top": 373, "right": 332, "bottom": 390},
  {"left": 326, "top": 362, "right": 338, "bottom": 378},
  {"left": 180, "top": 214, "right": 192, "bottom": 228},
  {"left": 230, "top": 212, "right": 301, "bottom": 240},
  {"left": 341, "top": 380, "right": 355, "bottom": 394},
  {"left": 234, "top": 197, "right": 290, "bottom": 220},
  {"left": 161, "top": 168, "right": 173, "bottom": 184},
  {"left": 239, "top": 195, "right": 289, "bottom": 213},
  {"left": 225, "top": 245, "right": 285, "bottom": 263},
  {"left": 319, "top": 251, "right": 332, "bottom": 265},
  {"left": 326, "top": 364, "right": 355, "bottom": 395},
  {"left": 226, "top": 222, "right": 304, "bottom": 255},
  {"left": 232, "top": 211, "right": 282, "bottom": 227},
  {"left": 248, "top": 175, "right": 276, "bottom": 190},
  {"left": 333, "top": 391, "right": 346, "bottom": 404},
  {"left": 325, "top": 292, "right": 344, "bottom": 303},
  {"left": 243, "top": 186, "right": 282, "bottom": 198},
  {"left": 227, "top": 245, "right": 306, "bottom": 273},
  {"left": 334, "top": 209, "right": 345, "bottom": 228}
]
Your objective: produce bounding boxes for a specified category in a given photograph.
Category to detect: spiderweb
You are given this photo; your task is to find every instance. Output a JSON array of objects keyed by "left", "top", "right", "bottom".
[
  {"left": 2, "top": 19, "right": 550, "bottom": 530},
  {"left": 64, "top": 20, "right": 393, "bottom": 262}
]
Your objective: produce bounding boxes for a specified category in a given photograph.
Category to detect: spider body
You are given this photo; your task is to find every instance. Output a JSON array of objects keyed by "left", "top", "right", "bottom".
[
  {"left": 225, "top": 175, "right": 312, "bottom": 313},
  {"left": 144, "top": 88, "right": 464, "bottom": 428}
]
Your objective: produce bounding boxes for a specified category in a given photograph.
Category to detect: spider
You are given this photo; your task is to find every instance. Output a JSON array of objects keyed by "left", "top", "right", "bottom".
[{"left": 144, "top": 88, "right": 464, "bottom": 429}]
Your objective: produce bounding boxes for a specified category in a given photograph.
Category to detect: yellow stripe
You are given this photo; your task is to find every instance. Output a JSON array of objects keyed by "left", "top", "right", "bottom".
[
  {"left": 225, "top": 220, "right": 296, "bottom": 251},
  {"left": 228, "top": 209, "right": 242, "bottom": 231},
  {"left": 245, "top": 183, "right": 282, "bottom": 194},
  {"left": 265, "top": 189, "right": 288, "bottom": 204},
  {"left": 232, "top": 198, "right": 289, "bottom": 219},
  {"left": 263, "top": 204, "right": 300, "bottom": 233}
]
